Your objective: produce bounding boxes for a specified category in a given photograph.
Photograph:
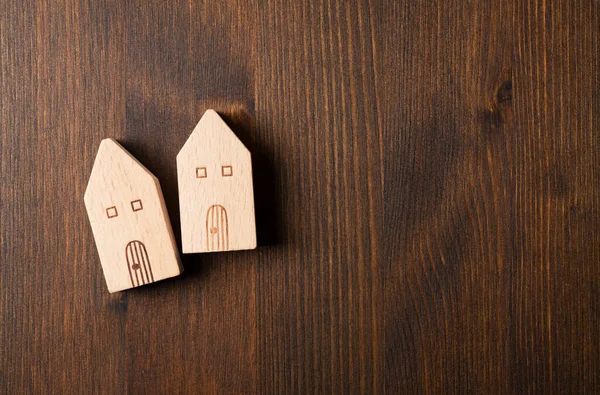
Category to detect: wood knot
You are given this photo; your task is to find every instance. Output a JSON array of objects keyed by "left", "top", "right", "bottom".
[{"left": 497, "top": 80, "right": 512, "bottom": 104}]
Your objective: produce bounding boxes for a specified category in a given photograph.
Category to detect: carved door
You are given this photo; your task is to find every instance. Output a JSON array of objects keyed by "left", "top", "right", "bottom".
[
  {"left": 125, "top": 240, "right": 154, "bottom": 287},
  {"left": 206, "top": 204, "right": 229, "bottom": 252}
]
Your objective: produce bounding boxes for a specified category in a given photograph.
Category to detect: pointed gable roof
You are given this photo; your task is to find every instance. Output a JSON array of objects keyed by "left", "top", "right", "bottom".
[
  {"left": 84, "top": 138, "right": 156, "bottom": 201},
  {"left": 177, "top": 110, "right": 249, "bottom": 161}
]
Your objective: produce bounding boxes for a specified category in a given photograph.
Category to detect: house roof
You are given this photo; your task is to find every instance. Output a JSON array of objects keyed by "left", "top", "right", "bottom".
[
  {"left": 84, "top": 138, "right": 156, "bottom": 201},
  {"left": 177, "top": 109, "right": 249, "bottom": 160}
]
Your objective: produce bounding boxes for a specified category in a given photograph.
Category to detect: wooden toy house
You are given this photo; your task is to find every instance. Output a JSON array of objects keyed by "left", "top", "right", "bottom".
[
  {"left": 177, "top": 110, "right": 257, "bottom": 253},
  {"left": 84, "top": 138, "right": 182, "bottom": 292}
]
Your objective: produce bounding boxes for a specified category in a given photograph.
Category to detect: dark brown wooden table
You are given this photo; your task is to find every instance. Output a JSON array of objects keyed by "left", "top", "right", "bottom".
[{"left": 1, "top": 1, "right": 599, "bottom": 393}]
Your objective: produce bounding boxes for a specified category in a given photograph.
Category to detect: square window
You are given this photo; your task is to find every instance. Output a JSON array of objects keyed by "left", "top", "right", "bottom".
[
  {"left": 222, "top": 165, "right": 233, "bottom": 177},
  {"left": 196, "top": 167, "right": 207, "bottom": 178},
  {"left": 131, "top": 199, "right": 143, "bottom": 212},
  {"left": 106, "top": 206, "right": 118, "bottom": 219}
]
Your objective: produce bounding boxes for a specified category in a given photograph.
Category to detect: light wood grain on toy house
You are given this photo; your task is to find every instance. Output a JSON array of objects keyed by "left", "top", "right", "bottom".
[
  {"left": 177, "top": 110, "right": 257, "bottom": 254},
  {"left": 84, "top": 138, "right": 182, "bottom": 292}
]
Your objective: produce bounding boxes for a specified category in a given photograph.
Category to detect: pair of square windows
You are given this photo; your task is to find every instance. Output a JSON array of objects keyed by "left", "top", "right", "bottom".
[
  {"left": 106, "top": 199, "right": 143, "bottom": 219},
  {"left": 196, "top": 165, "right": 233, "bottom": 179}
]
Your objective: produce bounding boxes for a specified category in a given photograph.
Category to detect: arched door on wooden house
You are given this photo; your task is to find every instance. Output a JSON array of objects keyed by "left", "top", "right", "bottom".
[
  {"left": 125, "top": 240, "right": 154, "bottom": 287},
  {"left": 206, "top": 205, "right": 229, "bottom": 252}
]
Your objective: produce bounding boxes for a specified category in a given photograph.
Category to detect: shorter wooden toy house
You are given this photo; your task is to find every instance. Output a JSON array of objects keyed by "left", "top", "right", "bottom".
[{"left": 177, "top": 110, "right": 257, "bottom": 253}]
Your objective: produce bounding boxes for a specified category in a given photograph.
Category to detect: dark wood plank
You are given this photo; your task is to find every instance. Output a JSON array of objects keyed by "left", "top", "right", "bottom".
[
  {"left": 382, "top": 1, "right": 516, "bottom": 392},
  {"left": 253, "top": 0, "right": 383, "bottom": 392},
  {"left": 511, "top": 1, "right": 600, "bottom": 392},
  {"left": 382, "top": 0, "right": 600, "bottom": 393},
  {"left": 1, "top": 0, "right": 599, "bottom": 393}
]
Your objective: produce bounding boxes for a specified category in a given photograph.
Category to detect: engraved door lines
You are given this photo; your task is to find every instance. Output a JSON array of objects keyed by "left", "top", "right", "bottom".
[
  {"left": 206, "top": 204, "right": 229, "bottom": 252},
  {"left": 125, "top": 240, "right": 154, "bottom": 287},
  {"left": 104, "top": 197, "right": 153, "bottom": 288}
]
